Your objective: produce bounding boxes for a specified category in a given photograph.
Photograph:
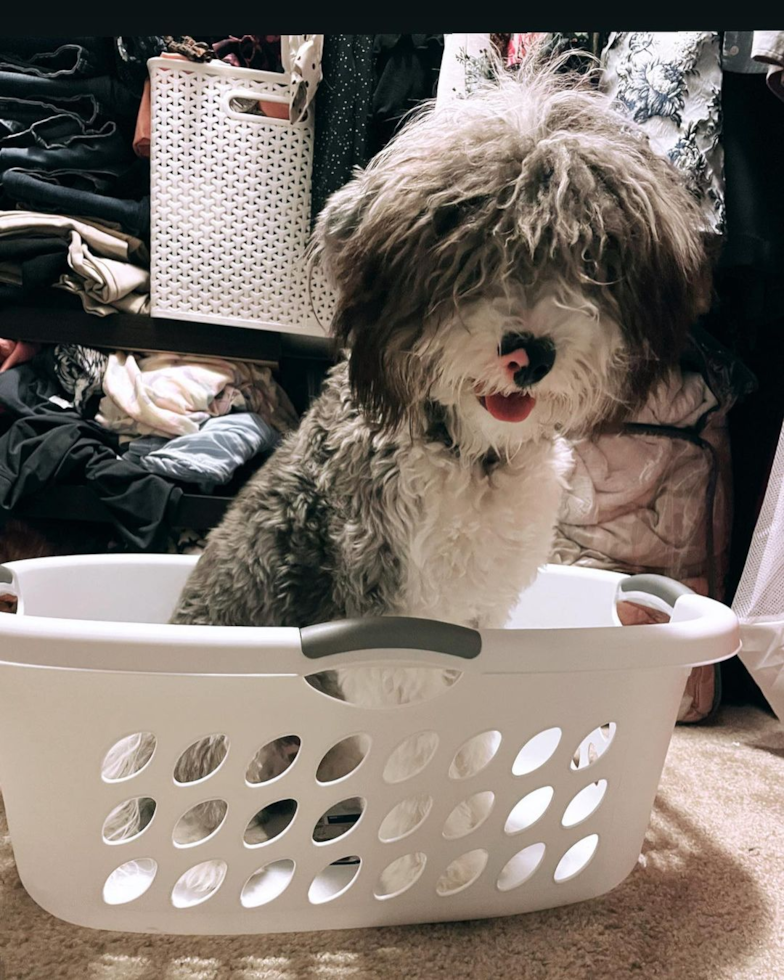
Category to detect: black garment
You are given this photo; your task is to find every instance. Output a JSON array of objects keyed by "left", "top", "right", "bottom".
[
  {"left": 0, "top": 91, "right": 101, "bottom": 142},
  {"left": 0, "top": 250, "right": 68, "bottom": 306},
  {"left": 370, "top": 34, "right": 443, "bottom": 155},
  {"left": 0, "top": 126, "right": 133, "bottom": 177},
  {"left": 113, "top": 36, "right": 166, "bottom": 92},
  {"left": 0, "top": 236, "right": 69, "bottom": 262},
  {"left": 0, "top": 364, "right": 181, "bottom": 551},
  {"left": 0, "top": 236, "right": 69, "bottom": 306},
  {"left": 0, "top": 71, "right": 140, "bottom": 119},
  {"left": 0, "top": 38, "right": 114, "bottom": 78},
  {"left": 311, "top": 35, "right": 375, "bottom": 221},
  {"left": 4, "top": 170, "right": 150, "bottom": 238}
]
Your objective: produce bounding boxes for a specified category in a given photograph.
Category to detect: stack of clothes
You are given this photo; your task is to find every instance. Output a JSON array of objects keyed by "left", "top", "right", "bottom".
[
  {"left": 0, "top": 37, "right": 150, "bottom": 312},
  {"left": 0, "top": 344, "right": 297, "bottom": 551},
  {"left": 0, "top": 34, "right": 325, "bottom": 318}
]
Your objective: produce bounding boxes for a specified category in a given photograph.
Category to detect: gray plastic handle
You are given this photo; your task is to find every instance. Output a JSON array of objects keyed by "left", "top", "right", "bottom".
[
  {"left": 618, "top": 574, "right": 694, "bottom": 609},
  {"left": 0, "top": 565, "right": 13, "bottom": 584},
  {"left": 300, "top": 617, "right": 482, "bottom": 660}
]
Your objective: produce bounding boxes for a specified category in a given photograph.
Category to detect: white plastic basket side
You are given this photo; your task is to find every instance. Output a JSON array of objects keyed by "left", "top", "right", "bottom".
[
  {"left": 0, "top": 558, "right": 740, "bottom": 935},
  {"left": 149, "top": 57, "right": 335, "bottom": 337}
]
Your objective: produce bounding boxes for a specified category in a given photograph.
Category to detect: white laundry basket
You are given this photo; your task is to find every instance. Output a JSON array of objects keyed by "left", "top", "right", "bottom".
[
  {"left": 149, "top": 52, "right": 335, "bottom": 337},
  {"left": 0, "top": 556, "right": 739, "bottom": 936}
]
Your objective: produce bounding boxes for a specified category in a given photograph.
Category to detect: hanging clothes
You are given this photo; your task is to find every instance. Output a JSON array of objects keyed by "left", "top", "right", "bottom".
[
  {"left": 369, "top": 35, "right": 443, "bottom": 155},
  {"left": 311, "top": 35, "right": 375, "bottom": 221},
  {"left": 601, "top": 31, "right": 725, "bottom": 234}
]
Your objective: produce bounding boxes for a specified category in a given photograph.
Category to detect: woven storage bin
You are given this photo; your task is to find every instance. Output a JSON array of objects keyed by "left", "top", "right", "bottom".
[
  {"left": 149, "top": 53, "right": 335, "bottom": 337},
  {"left": 0, "top": 557, "right": 738, "bottom": 935}
]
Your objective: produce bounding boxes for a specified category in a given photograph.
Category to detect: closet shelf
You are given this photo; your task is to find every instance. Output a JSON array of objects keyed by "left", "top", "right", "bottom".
[{"left": 1, "top": 303, "right": 333, "bottom": 364}]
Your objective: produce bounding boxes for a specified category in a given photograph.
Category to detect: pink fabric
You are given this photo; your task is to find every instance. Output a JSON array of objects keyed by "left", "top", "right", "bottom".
[
  {"left": 507, "top": 33, "right": 546, "bottom": 67},
  {"left": 133, "top": 79, "right": 151, "bottom": 159},
  {"left": 0, "top": 339, "right": 40, "bottom": 374}
]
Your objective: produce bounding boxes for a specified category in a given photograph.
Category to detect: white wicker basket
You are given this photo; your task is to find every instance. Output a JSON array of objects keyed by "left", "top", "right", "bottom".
[
  {"left": 0, "top": 556, "right": 739, "bottom": 936},
  {"left": 149, "top": 53, "right": 335, "bottom": 337}
]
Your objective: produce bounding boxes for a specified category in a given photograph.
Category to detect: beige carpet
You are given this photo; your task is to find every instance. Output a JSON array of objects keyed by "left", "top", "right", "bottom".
[{"left": 1, "top": 705, "right": 782, "bottom": 980}]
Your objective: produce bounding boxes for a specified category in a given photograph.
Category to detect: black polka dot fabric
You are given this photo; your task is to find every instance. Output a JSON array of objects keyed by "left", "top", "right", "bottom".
[{"left": 311, "top": 35, "right": 375, "bottom": 223}]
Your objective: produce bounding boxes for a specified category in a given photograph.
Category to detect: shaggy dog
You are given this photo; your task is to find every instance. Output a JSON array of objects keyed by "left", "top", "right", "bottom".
[{"left": 108, "top": 63, "right": 707, "bottom": 896}]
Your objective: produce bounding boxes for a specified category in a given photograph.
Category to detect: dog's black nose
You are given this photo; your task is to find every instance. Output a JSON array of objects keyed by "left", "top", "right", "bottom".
[{"left": 499, "top": 333, "right": 556, "bottom": 387}]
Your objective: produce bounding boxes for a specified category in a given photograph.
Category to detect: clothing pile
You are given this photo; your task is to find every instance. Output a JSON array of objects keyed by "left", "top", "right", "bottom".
[
  {"left": 311, "top": 34, "right": 444, "bottom": 219},
  {"left": 552, "top": 330, "right": 755, "bottom": 722},
  {"left": 0, "top": 344, "right": 296, "bottom": 550},
  {"left": 553, "top": 330, "right": 755, "bottom": 601}
]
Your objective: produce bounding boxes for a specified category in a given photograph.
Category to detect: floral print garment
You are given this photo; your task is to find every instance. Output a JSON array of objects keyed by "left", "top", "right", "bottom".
[
  {"left": 601, "top": 32, "right": 725, "bottom": 234},
  {"left": 438, "top": 32, "right": 602, "bottom": 104}
]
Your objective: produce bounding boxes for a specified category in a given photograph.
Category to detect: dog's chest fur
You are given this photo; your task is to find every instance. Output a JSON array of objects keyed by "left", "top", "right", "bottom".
[
  {"left": 171, "top": 361, "right": 571, "bottom": 631},
  {"left": 395, "top": 439, "right": 569, "bottom": 628}
]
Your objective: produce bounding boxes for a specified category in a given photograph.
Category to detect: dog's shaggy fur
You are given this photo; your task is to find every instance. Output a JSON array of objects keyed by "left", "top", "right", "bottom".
[{"left": 107, "top": 64, "right": 707, "bottom": 895}]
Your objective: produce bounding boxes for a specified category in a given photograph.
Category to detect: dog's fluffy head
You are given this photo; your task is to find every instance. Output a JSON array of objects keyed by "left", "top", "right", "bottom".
[{"left": 313, "top": 62, "right": 708, "bottom": 458}]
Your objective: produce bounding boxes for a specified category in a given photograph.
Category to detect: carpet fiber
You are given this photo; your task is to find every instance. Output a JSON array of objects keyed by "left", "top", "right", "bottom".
[{"left": 1, "top": 705, "right": 782, "bottom": 980}]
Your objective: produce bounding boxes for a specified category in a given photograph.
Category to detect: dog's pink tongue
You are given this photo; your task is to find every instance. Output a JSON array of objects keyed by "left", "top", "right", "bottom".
[{"left": 483, "top": 392, "right": 536, "bottom": 423}]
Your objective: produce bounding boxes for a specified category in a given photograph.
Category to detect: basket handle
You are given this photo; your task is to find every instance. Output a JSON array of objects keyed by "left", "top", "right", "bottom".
[
  {"left": 300, "top": 617, "right": 482, "bottom": 660},
  {"left": 220, "top": 88, "right": 293, "bottom": 127},
  {"left": 617, "top": 574, "right": 694, "bottom": 615}
]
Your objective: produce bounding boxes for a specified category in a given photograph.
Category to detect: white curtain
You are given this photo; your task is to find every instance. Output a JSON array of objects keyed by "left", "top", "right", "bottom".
[{"left": 733, "top": 421, "right": 784, "bottom": 721}]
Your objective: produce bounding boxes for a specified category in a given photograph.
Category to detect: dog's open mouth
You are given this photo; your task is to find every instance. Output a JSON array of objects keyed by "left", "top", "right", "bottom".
[{"left": 478, "top": 392, "right": 536, "bottom": 423}]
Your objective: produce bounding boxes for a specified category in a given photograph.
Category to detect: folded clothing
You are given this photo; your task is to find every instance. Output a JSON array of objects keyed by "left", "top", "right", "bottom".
[
  {"left": 123, "top": 413, "right": 280, "bottom": 492},
  {"left": 4, "top": 169, "right": 150, "bottom": 238},
  {"left": 98, "top": 352, "right": 298, "bottom": 439},
  {"left": 0, "top": 209, "right": 149, "bottom": 315},
  {"left": 0, "top": 38, "right": 114, "bottom": 79}
]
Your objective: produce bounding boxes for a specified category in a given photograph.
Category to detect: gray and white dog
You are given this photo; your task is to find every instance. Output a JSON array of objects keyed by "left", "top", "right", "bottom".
[{"left": 109, "top": 63, "right": 707, "bottom": 892}]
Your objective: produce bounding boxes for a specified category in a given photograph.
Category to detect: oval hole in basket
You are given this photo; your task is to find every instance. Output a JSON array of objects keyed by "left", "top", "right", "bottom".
[
  {"left": 379, "top": 794, "right": 433, "bottom": 843},
  {"left": 442, "top": 791, "right": 495, "bottom": 840},
  {"left": 497, "top": 842, "right": 546, "bottom": 892},
  {"left": 554, "top": 834, "right": 600, "bottom": 883},
  {"left": 436, "top": 849, "right": 488, "bottom": 897},
  {"left": 504, "top": 786, "right": 554, "bottom": 835},
  {"left": 448, "top": 730, "right": 502, "bottom": 780},
  {"left": 571, "top": 723, "right": 616, "bottom": 770},
  {"left": 305, "top": 668, "right": 460, "bottom": 707},
  {"left": 173, "top": 734, "right": 229, "bottom": 784},
  {"left": 316, "top": 734, "right": 371, "bottom": 784},
  {"left": 241, "top": 859, "right": 296, "bottom": 908},
  {"left": 375, "top": 853, "right": 427, "bottom": 900},
  {"left": 383, "top": 731, "right": 439, "bottom": 784},
  {"left": 101, "top": 733, "right": 156, "bottom": 782},
  {"left": 308, "top": 856, "right": 361, "bottom": 905},
  {"left": 245, "top": 735, "right": 301, "bottom": 785},
  {"left": 562, "top": 780, "right": 608, "bottom": 828},
  {"left": 102, "top": 797, "right": 156, "bottom": 844},
  {"left": 313, "top": 797, "right": 365, "bottom": 843},
  {"left": 173, "top": 799, "right": 228, "bottom": 846},
  {"left": 103, "top": 858, "right": 157, "bottom": 905},
  {"left": 512, "top": 727, "right": 562, "bottom": 776},
  {"left": 172, "top": 859, "right": 228, "bottom": 908},
  {"left": 244, "top": 799, "right": 298, "bottom": 846}
]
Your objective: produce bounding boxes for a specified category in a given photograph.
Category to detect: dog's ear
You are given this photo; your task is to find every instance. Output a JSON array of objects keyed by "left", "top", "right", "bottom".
[
  {"left": 597, "top": 156, "right": 712, "bottom": 413},
  {"left": 311, "top": 173, "right": 369, "bottom": 288},
  {"left": 311, "top": 156, "right": 445, "bottom": 427}
]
